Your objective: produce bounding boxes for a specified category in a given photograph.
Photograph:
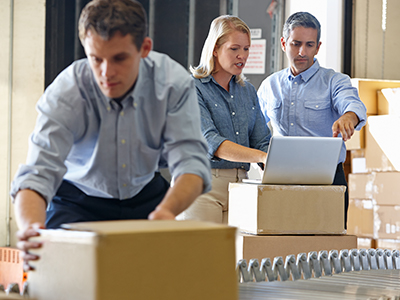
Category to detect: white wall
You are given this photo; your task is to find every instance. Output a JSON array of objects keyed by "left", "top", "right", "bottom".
[{"left": 284, "top": 0, "right": 344, "bottom": 72}]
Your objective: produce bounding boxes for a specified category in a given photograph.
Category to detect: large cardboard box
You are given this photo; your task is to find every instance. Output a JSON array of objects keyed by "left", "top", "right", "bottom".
[
  {"left": 350, "top": 79, "right": 400, "bottom": 114},
  {"left": 236, "top": 234, "right": 357, "bottom": 262},
  {"left": 371, "top": 172, "right": 400, "bottom": 205},
  {"left": 347, "top": 199, "right": 374, "bottom": 237},
  {"left": 365, "top": 115, "right": 400, "bottom": 171},
  {"left": 28, "top": 220, "right": 238, "bottom": 300},
  {"left": 348, "top": 173, "right": 373, "bottom": 200},
  {"left": 228, "top": 183, "right": 345, "bottom": 235}
]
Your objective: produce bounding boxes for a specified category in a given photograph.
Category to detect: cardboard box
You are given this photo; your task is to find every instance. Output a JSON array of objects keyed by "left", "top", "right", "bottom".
[
  {"left": 380, "top": 88, "right": 400, "bottom": 116},
  {"left": 350, "top": 79, "right": 400, "bottom": 114},
  {"left": 236, "top": 234, "right": 357, "bottom": 263},
  {"left": 347, "top": 200, "right": 374, "bottom": 237},
  {"left": 345, "top": 127, "right": 365, "bottom": 150},
  {"left": 365, "top": 115, "right": 400, "bottom": 171},
  {"left": 28, "top": 220, "right": 238, "bottom": 300},
  {"left": 374, "top": 205, "right": 400, "bottom": 239},
  {"left": 350, "top": 149, "right": 367, "bottom": 173},
  {"left": 228, "top": 183, "right": 345, "bottom": 235},
  {"left": 348, "top": 173, "right": 373, "bottom": 200},
  {"left": 371, "top": 172, "right": 400, "bottom": 205},
  {"left": 357, "top": 237, "right": 375, "bottom": 249},
  {"left": 375, "top": 239, "right": 400, "bottom": 251}
]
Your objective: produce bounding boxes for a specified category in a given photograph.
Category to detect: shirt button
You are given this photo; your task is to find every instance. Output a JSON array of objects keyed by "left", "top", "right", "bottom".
[
  {"left": 315, "top": 105, "right": 319, "bottom": 108},
  {"left": 290, "top": 123, "right": 294, "bottom": 126},
  {"left": 291, "top": 102, "right": 294, "bottom": 105},
  {"left": 121, "top": 139, "right": 126, "bottom": 144},
  {"left": 236, "top": 132, "right": 239, "bottom": 135},
  {"left": 231, "top": 95, "right": 234, "bottom": 98},
  {"left": 122, "top": 164, "right": 126, "bottom": 168},
  {"left": 134, "top": 103, "right": 138, "bottom": 108},
  {"left": 120, "top": 111, "right": 124, "bottom": 116},
  {"left": 107, "top": 107, "right": 111, "bottom": 111},
  {"left": 232, "top": 112, "right": 235, "bottom": 115},
  {"left": 123, "top": 183, "right": 127, "bottom": 187},
  {"left": 215, "top": 104, "right": 218, "bottom": 107},
  {"left": 294, "top": 82, "right": 297, "bottom": 85}
]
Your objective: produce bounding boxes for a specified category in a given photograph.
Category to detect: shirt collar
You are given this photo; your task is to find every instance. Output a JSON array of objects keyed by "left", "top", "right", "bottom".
[
  {"left": 199, "top": 74, "right": 236, "bottom": 86},
  {"left": 287, "top": 58, "right": 320, "bottom": 83}
]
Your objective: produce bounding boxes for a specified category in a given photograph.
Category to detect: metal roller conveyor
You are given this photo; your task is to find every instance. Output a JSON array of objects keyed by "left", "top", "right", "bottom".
[{"left": 238, "top": 248, "right": 400, "bottom": 300}]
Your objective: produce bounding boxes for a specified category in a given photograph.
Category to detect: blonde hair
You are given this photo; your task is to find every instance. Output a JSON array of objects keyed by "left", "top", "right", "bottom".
[{"left": 190, "top": 15, "right": 250, "bottom": 86}]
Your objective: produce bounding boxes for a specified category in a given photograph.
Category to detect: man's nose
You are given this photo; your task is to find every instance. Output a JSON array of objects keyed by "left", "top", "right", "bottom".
[
  {"left": 298, "top": 45, "right": 306, "bottom": 57},
  {"left": 101, "top": 61, "right": 115, "bottom": 78}
]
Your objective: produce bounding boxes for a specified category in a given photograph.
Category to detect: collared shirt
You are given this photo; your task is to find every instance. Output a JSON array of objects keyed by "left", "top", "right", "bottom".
[
  {"left": 195, "top": 75, "right": 271, "bottom": 170},
  {"left": 11, "top": 51, "right": 211, "bottom": 203},
  {"left": 258, "top": 59, "right": 367, "bottom": 163}
]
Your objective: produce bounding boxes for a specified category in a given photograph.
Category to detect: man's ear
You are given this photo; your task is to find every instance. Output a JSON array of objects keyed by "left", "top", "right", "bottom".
[
  {"left": 280, "top": 36, "right": 286, "bottom": 52},
  {"left": 315, "top": 41, "right": 322, "bottom": 55},
  {"left": 140, "top": 37, "right": 152, "bottom": 58}
]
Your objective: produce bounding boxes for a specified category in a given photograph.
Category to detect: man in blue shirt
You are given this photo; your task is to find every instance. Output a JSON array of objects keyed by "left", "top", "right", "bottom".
[
  {"left": 258, "top": 12, "right": 367, "bottom": 228},
  {"left": 11, "top": 0, "right": 211, "bottom": 269}
]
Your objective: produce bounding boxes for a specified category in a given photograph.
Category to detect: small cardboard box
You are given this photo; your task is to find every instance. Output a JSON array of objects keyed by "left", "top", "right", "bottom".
[
  {"left": 347, "top": 199, "right": 374, "bottom": 237},
  {"left": 380, "top": 88, "right": 400, "bottom": 116},
  {"left": 371, "top": 172, "right": 400, "bottom": 205},
  {"left": 236, "top": 234, "right": 357, "bottom": 262},
  {"left": 365, "top": 115, "right": 400, "bottom": 171},
  {"left": 28, "top": 220, "right": 238, "bottom": 300},
  {"left": 228, "top": 183, "right": 345, "bottom": 235},
  {"left": 357, "top": 237, "right": 375, "bottom": 249},
  {"left": 348, "top": 173, "right": 373, "bottom": 200},
  {"left": 0, "top": 248, "right": 25, "bottom": 292},
  {"left": 375, "top": 239, "right": 400, "bottom": 250}
]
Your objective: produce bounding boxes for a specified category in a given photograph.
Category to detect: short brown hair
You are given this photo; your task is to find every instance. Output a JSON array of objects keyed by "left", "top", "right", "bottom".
[{"left": 78, "top": 0, "right": 147, "bottom": 50}]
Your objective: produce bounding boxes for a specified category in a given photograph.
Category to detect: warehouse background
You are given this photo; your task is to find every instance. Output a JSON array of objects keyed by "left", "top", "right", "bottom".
[{"left": 0, "top": 0, "right": 399, "bottom": 247}]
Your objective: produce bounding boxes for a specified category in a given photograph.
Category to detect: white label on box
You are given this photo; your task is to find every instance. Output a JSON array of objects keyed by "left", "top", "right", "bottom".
[{"left": 250, "top": 28, "right": 262, "bottom": 39}]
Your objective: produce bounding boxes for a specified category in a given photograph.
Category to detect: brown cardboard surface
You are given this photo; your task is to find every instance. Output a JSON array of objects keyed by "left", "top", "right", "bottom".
[
  {"left": 348, "top": 173, "right": 373, "bottom": 200},
  {"left": 375, "top": 239, "right": 400, "bottom": 251},
  {"left": 228, "top": 183, "right": 345, "bottom": 235},
  {"left": 0, "top": 292, "right": 30, "bottom": 300},
  {"left": 371, "top": 172, "right": 400, "bottom": 205},
  {"left": 357, "top": 237, "right": 375, "bottom": 249},
  {"left": 28, "top": 220, "right": 238, "bottom": 300},
  {"left": 374, "top": 205, "right": 400, "bottom": 239},
  {"left": 236, "top": 234, "right": 357, "bottom": 263},
  {"left": 347, "top": 200, "right": 374, "bottom": 238},
  {"left": 350, "top": 79, "right": 400, "bottom": 114},
  {"left": 377, "top": 90, "right": 389, "bottom": 115},
  {"left": 365, "top": 115, "right": 400, "bottom": 171},
  {"left": 345, "top": 127, "right": 365, "bottom": 150}
]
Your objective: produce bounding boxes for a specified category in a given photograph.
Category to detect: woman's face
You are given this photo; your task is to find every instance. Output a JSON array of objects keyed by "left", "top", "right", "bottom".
[{"left": 213, "top": 30, "right": 250, "bottom": 80}]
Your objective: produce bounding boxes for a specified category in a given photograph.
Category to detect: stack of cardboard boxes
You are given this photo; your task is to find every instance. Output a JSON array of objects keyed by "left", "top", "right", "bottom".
[
  {"left": 228, "top": 183, "right": 357, "bottom": 263},
  {"left": 346, "top": 79, "right": 400, "bottom": 250}
]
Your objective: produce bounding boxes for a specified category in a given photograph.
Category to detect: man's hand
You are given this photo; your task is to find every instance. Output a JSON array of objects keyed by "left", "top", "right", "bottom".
[
  {"left": 16, "top": 222, "right": 45, "bottom": 271},
  {"left": 332, "top": 112, "right": 359, "bottom": 141},
  {"left": 148, "top": 207, "right": 176, "bottom": 220}
]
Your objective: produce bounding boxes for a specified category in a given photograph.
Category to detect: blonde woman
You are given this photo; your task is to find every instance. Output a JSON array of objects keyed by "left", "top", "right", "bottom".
[{"left": 177, "top": 15, "right": 271, "bottom": 223}]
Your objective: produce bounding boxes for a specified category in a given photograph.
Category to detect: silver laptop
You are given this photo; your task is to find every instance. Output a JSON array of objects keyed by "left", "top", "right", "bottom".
[{"left": 243, "top": 136, "right": 343, "bottom": 185}]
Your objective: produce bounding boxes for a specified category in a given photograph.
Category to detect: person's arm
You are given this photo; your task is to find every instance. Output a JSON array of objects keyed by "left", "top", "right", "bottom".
[
  {"left": 332, "top": 111, "right": 360, "bottom": 141},
  {"left": 148, "top": 173, "right": 203, "bottom": 220},
  {"left": 14, "top": 189, "right": 47, "bottom": 271},
  {"left": 214, "top": 140, "right": 267, "bottom": 164}
]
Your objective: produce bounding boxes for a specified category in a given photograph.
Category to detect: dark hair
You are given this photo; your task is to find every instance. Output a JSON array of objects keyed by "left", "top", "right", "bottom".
[
  {"left": 78, "top": 0, "right": 147, "bottom": 50},
  {"left": 283, "top": 12, "right": 321, "bottom": 43}
]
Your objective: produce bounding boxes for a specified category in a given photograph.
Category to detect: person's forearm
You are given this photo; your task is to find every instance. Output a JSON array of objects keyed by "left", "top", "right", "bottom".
[
  {"left": 14, "top": 189, "right": 47, "bottom": 230},
  {"left": 214, "top": 140, "right": 267, "bottom": 163},
  {"left": 155, "top": 173, "right": 204, "bottom": 216}
]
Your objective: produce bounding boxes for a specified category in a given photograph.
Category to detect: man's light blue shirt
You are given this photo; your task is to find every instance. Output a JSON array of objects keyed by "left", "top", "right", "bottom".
[
  {"left": 258, "top": 59, "right": 367, "bottom": 163},
  {"left": 195, "top": 75, "right": 271, "bottom": 170},
  {"left": 11, "top": 51, "right": 211, "bottom": 203}
]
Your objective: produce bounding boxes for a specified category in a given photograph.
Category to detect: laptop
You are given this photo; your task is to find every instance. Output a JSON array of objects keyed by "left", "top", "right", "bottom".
[{"left": 243, "top": 136, "right": 343, "bottom": 185}]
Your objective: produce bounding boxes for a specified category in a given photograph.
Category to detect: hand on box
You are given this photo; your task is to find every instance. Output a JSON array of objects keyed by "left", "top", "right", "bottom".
[
  {"left": 16, "top": 222, "right": 45, "bottom": 271},
  {"left": 332, "top": 112, "right": 359, "bottom": 141}
]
